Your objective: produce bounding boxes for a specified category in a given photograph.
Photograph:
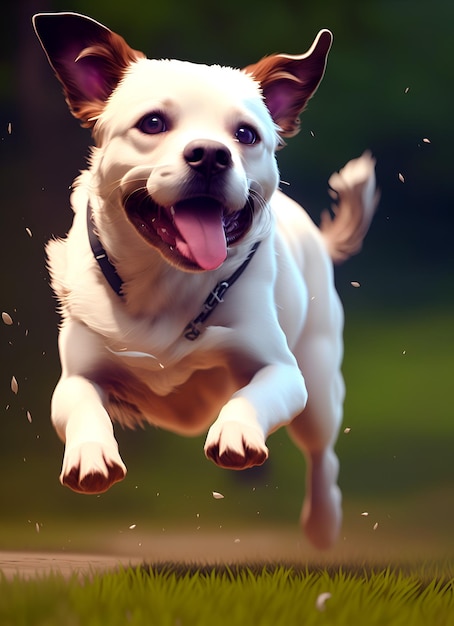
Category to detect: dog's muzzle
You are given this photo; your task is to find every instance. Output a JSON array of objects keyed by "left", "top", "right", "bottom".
[{"left": 123, "top": 190, "right": 255, "bottom": 271}]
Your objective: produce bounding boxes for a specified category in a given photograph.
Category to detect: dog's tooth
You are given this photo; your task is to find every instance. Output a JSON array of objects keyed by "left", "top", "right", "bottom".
[{"left": 170, "top": 206, "right": 175, "bottom": 216}]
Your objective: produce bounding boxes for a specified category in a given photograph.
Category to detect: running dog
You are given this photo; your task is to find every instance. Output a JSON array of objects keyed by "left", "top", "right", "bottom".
[{"left": 33, "top": 12, "right": 377, "bottom": 549}]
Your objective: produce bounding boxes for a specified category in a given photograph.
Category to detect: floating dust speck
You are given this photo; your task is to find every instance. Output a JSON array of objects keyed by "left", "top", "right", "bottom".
[
  {"left": 7, "top": 122, "right": 12, "bottom": 134},
  {"left": 398, "top": 172, "right": 405, "bottom": 183},
  {"left": 361, "top": 511, "right": 369, "bottom": 517},
  {"left": 212, "top": 491, "right": 224, "bottom": 500},
  {"left": 373, "top": 522, "right": 379, "bottom": 531},
  {"left": 27, "top": 411, "right": 32, "bottom": 423},
  {"left": 404, "top": 87, "right": 410, "bottom": 94},
  {"left": 129, "top": 524, "right": 136, "bottom": 530},
  {"left": 402, "top": 350, "right": 407, "bottom": 356},
  {"left": 11, "top": 376, "right": 18, "bottom": 394},
  {"left": 25, "top": 227, "right": 33, "bottom": 237},
  {"left": 234, "top": 538, "right": 241, "bottom": 544},
  {"left": 350, "top": 281, "right": 361, "bottom": 288},
  {"left": 2, "top": 312, "right": 13, "bottom": 325},
  {"left": 343, "top": 427, "right": 351, "bottom": 434},
  {"left": 316, "top": 592, "right": 332, "bottom": 612},
  {"left": 310, "top": 130, "right": 316, "bottom": 137},
  {"left": 35, "top": 522, "right": 40, "bottom": 534},
  {"left": 422, "top": 137, "right": 431, "bottom": 144}
]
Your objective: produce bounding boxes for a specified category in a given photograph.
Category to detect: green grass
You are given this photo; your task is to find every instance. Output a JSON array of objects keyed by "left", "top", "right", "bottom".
[{"left": 1, "top": 563, "right": 453, "bottom": 626}]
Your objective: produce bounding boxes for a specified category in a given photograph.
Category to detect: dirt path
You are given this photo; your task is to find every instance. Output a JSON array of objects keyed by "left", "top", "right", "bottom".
[
  {"left": 1, "top": 526, "right": 450, "bottom": 580},
  {"left": 0, "top": 531, "right": 307, "bottom": 579},
  {"left": 0, "top": 551, "right": 141, "bottom": 580}
]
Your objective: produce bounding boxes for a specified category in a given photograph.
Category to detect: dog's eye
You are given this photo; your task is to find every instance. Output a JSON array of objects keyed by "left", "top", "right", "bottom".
[
  {"left": 235, "top": 125, "right": 259, "bottom": 145},
  {"left": 137, "top": 114, "right": 167, "bottom": 135}
]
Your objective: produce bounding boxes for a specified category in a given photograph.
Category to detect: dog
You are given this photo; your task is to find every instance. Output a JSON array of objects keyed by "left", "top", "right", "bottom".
[{"left": 33, "top": 12, "right": 377, "bottom": 549}]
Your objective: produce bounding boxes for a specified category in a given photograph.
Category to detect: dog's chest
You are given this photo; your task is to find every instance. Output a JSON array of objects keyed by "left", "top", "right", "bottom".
[{"left": 96, "top": 342, "right": 251, "bottom": 434}]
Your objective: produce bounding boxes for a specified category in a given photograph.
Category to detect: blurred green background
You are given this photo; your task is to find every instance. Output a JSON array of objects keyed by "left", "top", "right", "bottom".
[{"left": 0, "top": 0, "right": 452, "bottom": 561}]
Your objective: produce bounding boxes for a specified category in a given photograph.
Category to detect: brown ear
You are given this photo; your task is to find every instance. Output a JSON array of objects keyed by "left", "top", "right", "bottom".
[
  {"left": 33, "top": 12, "right": 145, "bottom": 127},
  {"left": 243, "top": 29, "right": 332, "bottom": 138}
]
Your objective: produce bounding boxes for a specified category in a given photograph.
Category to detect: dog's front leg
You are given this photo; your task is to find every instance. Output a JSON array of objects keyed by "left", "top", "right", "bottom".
[
  {"left": 51, "top": 321, "right": 126, "bottom": 494},
  {"left": 205, "top": 362, "right": 307, "bottom": 470}
]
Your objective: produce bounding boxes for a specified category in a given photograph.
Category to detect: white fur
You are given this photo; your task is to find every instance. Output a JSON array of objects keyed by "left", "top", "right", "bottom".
[{"left": 35, "top": 14, "right": 377, "bottom": 549}]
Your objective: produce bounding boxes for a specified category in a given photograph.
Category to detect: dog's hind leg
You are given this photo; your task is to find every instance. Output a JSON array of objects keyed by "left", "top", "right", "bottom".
[
  {"left": 287, "top": 267, "right": 345, "bottom": 549},
  {"left": 51, "top": 321, "right": 127, "bottom": 494},
  {"left": 287, "top": 367, "right": 344, "bottom": 550}
]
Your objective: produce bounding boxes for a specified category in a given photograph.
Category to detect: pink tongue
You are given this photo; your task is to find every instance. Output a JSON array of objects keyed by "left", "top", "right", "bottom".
[{"left": 172, "top": 198, "right": 227, "bottom": 270}]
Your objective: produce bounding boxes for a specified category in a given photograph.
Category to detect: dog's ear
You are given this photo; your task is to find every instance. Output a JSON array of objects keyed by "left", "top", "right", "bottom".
[
  {"left": 33, "top": 12, "right": 145, "bottom": 128},
  {"left": 244, "top": 30, "right": 332, "bottom": 138}
]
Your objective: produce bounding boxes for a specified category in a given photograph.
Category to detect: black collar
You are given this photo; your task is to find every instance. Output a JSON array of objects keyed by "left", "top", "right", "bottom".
[
  {"left": 87, "top": 202, "right": 260, "bottom": 339},
  {"left": 87, "top": 202, "right": 123, "bottom": 296},
  {"left": 183, "top": 240, "right": 260, "bottom": 340}
]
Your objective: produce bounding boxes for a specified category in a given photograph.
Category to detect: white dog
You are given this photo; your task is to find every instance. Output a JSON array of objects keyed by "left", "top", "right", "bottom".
[{"left": 33, "top": 12, "right": 377, "bottom": 549}]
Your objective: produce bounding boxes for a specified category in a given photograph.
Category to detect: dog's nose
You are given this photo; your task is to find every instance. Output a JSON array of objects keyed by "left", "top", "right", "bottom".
[{"left": 183, "top": 140, "right": 232, "bottom": 178}]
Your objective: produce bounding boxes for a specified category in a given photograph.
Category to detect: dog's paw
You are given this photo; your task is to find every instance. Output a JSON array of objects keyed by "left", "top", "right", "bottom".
[
  {"left": 301, "top": 451, "right": 342, "bottom": 549},
  {"left": 60, "top": 442, "right": 127, "bottom": 494},
  {"left": 204, "top": 420, "right": 268, "bottom": 470},
  {"left": 301, "top": 484, "right": 342, "bottom": 550}
]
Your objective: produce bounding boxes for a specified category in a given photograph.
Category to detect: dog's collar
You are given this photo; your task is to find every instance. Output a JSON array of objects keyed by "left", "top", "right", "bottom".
[
  {"left": 87, "top": 202, "right": 124, "bottom": 296},
  {"left": 183, "top": 241, "right": 260, "bottom": 340},
  {"left": 87, "top": 201, "right": 260, "bottom": 339}
]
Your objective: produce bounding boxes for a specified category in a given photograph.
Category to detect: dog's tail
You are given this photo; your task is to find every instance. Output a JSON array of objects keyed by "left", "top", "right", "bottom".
[{"left": 320, "top": 151, "right": 379, "bottom": 264}]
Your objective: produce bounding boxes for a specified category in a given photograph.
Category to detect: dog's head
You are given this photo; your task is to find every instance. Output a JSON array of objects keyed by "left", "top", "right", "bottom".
[{"left": 33, "top": 13, "right": 332, "bottom": 272}]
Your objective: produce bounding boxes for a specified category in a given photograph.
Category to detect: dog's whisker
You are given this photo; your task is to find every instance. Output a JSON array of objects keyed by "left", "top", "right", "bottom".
[{"left": 249, "top": 187, "right": 273, "bottom": 236}]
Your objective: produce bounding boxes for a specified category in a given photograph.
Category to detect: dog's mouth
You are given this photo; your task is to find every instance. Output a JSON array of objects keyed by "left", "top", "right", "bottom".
[{"left": 124, "top": 190, "right": 254, "bottom": 271}]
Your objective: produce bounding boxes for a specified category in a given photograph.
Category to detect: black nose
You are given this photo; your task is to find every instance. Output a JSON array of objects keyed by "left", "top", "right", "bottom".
[{"left": 183, "top": 140, "right": 232, "bottom": 178}]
